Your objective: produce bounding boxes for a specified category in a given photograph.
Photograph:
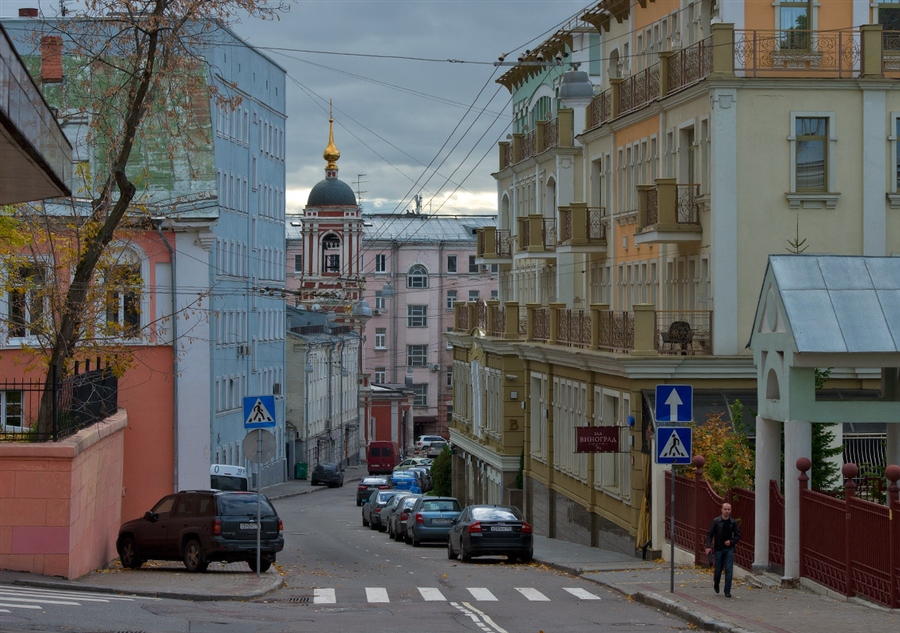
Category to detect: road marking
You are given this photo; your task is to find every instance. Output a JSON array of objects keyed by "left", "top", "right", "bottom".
[
  {"left": 455, "top": 601, "right": 509, "bottom": 633},
  {"left": 467, "top": 587, "right": 498, "bottom": 601},
  {"left": 563, "top": 587, "right": 601, "bottom": 600},
  {"left": 418, "top": 587, "right": 446, "bottom": 601},
  {"left": 0, "top": 596, "right": 81, "bottom": 606},
  {"left": 365, "top": 587, "right": 389, "bottom": 603},
  {"left": 0, "top": 602, "right": 42, "bottom": 610},
  {"left": 313, "top": 588, "right": 335, "bottom": 604},
  {"left": 515, "top": 587, "right": 550, "bottom": 601}
]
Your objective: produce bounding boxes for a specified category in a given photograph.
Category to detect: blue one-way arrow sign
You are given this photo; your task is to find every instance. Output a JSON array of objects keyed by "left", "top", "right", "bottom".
[{"left": 655, "top": 384, "right": 693, "bottom": 423}]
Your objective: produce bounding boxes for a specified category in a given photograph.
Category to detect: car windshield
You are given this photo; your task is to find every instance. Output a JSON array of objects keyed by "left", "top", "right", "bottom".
[
  {"left": 471, "top": 507, "right": 519, "bottom": 521},
  {"left": 422, "top": 500, "right": 460, "bottom": 512},
  {"left": 218, "top": 494, "right": 277, "bottom": 517}
]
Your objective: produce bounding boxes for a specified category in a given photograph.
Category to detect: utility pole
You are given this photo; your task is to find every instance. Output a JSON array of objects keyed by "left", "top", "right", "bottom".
[{"left": 355, "top": 174, "right": 367, "bottom": 207}]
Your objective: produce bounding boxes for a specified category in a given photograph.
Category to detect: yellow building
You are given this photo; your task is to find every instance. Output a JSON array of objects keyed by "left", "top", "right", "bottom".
[{"left": 449, "top": 0, "right": 900, "bottom": 557}]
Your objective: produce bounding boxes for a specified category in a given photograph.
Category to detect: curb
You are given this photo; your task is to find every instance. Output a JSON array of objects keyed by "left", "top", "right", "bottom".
[{"left": 634, "top": 590, "right": 754, "bottom": 633}]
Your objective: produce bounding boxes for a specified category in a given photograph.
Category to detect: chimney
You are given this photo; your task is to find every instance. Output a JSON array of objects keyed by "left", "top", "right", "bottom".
[
  {"left": 19, "top": 8, "right": 39, "bottom": 17},
  {"left": 41, "top": 36, "right": 63, "bottom": 83}
]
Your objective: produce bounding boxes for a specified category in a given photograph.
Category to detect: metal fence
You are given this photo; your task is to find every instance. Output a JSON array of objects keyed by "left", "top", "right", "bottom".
[{"left": 0, "top": 360, "right": 118, "bottom": 442}]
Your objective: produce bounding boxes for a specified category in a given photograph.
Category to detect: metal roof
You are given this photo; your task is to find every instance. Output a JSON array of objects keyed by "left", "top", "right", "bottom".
[
  {"left": 285, "top": 214, "right": 497, "bottom": 243},
  {"left": 768, "top": 255, "right": 900, "bottom": 354}
]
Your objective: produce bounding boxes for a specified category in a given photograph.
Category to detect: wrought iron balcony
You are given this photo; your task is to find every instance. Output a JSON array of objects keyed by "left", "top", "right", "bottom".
[
  {"left": 516, "top": 215, "right": 556, "bottom": 255},
  {"left": 635, "top": 179, "right": 702, "bottom": 245},
  {"left": 557, "top": 204, "right": 607, "bottom": 253},
  {"left": 475, "top": 227, "right": 513, "bottom": 263},
  {"left": 497, "top": 110, "right": 576, "bottom": 170}
]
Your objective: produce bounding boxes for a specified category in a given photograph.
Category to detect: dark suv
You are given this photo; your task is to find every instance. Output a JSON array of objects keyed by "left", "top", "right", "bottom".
[
  {"left": 116, "top": 490, "right": 284, "bottom": 573},
  {"left": 310, "top": 462, "right": 344, "bottom": 487}
]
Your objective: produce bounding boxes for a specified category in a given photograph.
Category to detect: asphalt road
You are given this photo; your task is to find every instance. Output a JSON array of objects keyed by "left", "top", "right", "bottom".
[{"left": 1, "top": 487, "right": 690, "bottom": 632}]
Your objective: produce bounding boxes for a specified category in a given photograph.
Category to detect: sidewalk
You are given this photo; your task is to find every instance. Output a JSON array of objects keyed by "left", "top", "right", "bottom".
[{"left": 2, "top": 468, "right": 897, "bottom": 632}]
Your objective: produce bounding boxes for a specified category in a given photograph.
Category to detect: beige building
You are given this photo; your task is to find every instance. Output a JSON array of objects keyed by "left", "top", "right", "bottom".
[{"left": 449, "top": 0, "right": 900, "bottom": 559}]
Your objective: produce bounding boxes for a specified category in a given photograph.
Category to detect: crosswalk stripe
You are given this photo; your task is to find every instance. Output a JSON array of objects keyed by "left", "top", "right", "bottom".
[
  {"left": 467, "top": 587, "right": 498, "bottom": 601},
  {"left": 366, "top": 587, "right": 389, "bottom": 603},
  {"left": 0, "top": 596, "right": 81, "bottom": 606},
  {"left": 313, "top": 588, "right": 335, "bottom": 604},
  {"left": 515, "top": 587, "right": 550, "bottom": 601},
  {"left": 0, "top": 590, "right": 119, "bottom": 603},
  {"left": 418, "top": 587, "right": 446, "bottom": 601},
  {"left": 563, "top": 587, "right": 601, "bottom": 600},
  {"left": 0, "top": 602, "right": 43, "bottom": 609}
]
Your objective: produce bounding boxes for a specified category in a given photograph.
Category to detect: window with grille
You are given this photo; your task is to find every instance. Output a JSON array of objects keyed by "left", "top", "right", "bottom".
[
  {"left": 407, "top": 264, "right": 428, "bottom": 288},
  {"left": 412, "top": 383, "right": 428, "bottom": 406},
  {"left": 407, "top": 344, "right": 428, "bottom": 367},
  {"left": 407, "top": 305, "right": 427, "bottom": 327}
]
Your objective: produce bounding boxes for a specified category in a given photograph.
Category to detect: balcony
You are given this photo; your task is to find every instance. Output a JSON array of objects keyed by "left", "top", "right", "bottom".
[
  {"left": 516, "top": 215, "right": 556, "bottom": 257},
  {"left": 557, "top": 203, "right": 607, "bottom": 254},
  {"left": 475, "top": 226, "right": 513, "bottom": 264},
  {"left": 453, "top": 301, "right": 713, "bottom": 357},
  {"left": 634, "top": 179, "right": 702, "bottom": 245},
  {"left": 498, "top": 110, "right": 576, "bottom": 170}
]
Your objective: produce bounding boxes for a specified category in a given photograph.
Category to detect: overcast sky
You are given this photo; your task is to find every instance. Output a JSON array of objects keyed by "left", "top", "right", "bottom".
[{"left": 2, "top": 0, "right": 588, "bottom": 216}]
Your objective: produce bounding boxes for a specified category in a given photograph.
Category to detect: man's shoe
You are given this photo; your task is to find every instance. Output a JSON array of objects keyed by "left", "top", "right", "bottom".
[
  {"left": 724, "top": 592, "right": 731, "bottom": 598},
  {"left": 714, "top": 583, "right": 720, "bottom": 594}
]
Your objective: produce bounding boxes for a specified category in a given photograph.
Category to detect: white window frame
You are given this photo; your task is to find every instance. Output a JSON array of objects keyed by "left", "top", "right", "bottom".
[
  {"left": 786, "top": 111, "right": 840, "bottom": 209},
  {"left": 374, "top": 328, "right": 386, "bottom": 349},
  {"left": 407, "top": 344, "right": 428, "bottom": 367},
  {"left": 0, "top": 390, "right": 24, "bottom": 432},
  {"left": 890, "top": 112, "right": 900, "bottom": 208},
  {"left": 446, "top": 290, "right": 457, "bottom": 310},
  {"left": 374, "top": 368, "right": 386, "bottom": 383},
  {"left": 407, "top": 304, "right": 427, "bottom": 328},
  {"left": 407, "top": 264, "right": 428, "bottom": 288},
  {"left": 374, "top": 254, "right": 386, "bottom": 273},
  {"left": 4, "top": 259, "right": 49, "bottom": 341}
]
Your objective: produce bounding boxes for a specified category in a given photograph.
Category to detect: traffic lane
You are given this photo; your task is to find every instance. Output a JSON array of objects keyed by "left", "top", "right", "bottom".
[{"left": 269, "top": 486, "right": 685, "bottom": 632}]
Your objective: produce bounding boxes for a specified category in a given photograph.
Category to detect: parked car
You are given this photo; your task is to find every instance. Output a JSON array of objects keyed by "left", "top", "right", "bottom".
[
  {"left": 356, "top": 476, "right": 392, "bottom": 506},
  {"left": 415, "top": 435, "right": 444, "bottom": 451},
  {"left": 405, "top": 466, "right": 432, "bottom": 492},
  {"left": 394, "top": 457, "right": 431, "bottom": 471},
  {"left": 387, "top": 493, "right": 422, "bottom": 542},
  {"left": 361, "top": 489, "right": 399, "bottom": 531},
  {"left": 310, "top": 462, "right": 344, "bottom": 487},
  {"left": 390, "top": 470, "right": 421, "bottom": 492},
  {"left": 447, "top": 504, "right": 533, "bottom": 563},
  {"left": 405, "top": 496, "right": 462, "bottom": 546},
  {"left": 116, "top": 490, "right": 284, "bottom": 573},
  {"left": 367, "top": 441, "right": 400, "bottom": 474},
  {"left": 425, "top": 440, "right": 448, "bottom": 458}
]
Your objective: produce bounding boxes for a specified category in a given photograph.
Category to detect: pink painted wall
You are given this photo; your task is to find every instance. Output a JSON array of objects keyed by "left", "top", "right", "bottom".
[{"left": 0, "top": 411, "right": 127, "bottom": 579}]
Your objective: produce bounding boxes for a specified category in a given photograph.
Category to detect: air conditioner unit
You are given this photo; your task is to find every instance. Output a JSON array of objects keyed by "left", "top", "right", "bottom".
[
  {"left": 373, "top": 308, "right": 384, "bottom": 315},
  {"left": 430, "top": 364, "right": 441, "bottom": 371},
  {"left": 238, "top": 344, "right": 250, "bottom": 356}
]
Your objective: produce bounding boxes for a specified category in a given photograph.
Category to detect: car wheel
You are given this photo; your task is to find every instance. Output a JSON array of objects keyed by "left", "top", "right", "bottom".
[
  {"left": 518, "top": 552, "right": 533, "bottom": 564},
  {"left": 247, "top": 558, "right": 271, "bottom": 573},
  {"left": 118, "top": 536, "right": 142, "bottom": 569},
  {"left": 362, "top": 513, "right": 369, "bottom": 527},
  {"left": 182, "top": 538, "right": 208, "bottom": 573},
  {"left": 356, "top": 499, "right": 362, "bottom": 507},
  {"left": 378, "top": 523, "right": 387, "bottom": 533},
  {"left": 460, "top": 545, "right": 472, "bottom": 562},
  {"left": 447, "top": 540, "right": 457, "bottom": 560},
  {"left": 404, "top": 533, "right": 412, "bottom": 545},
  {"left": 311, "top": 479, "right": 318, "bottom": 486},
  {"left": 412, "top": 537, "right": 420, "bottom": 547}
]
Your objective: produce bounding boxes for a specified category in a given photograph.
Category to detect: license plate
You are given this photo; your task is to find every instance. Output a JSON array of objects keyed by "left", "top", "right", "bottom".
[
  {"left": 240, "top": 523, "right": 259, "bottom": 530},
  {"left": 433, "top": 518, "right": 450, "bottom": 524},
  {"left": 490, "top": 526, "right": 512, "bottom": 532}
]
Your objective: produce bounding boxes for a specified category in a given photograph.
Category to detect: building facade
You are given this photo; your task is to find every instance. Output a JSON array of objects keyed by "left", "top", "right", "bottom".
[
  {"left": 1, "top": 15, "right": 288, "bottom": 522},
  {"left": 450, "top": 0, "right": 900, "bottom": 560}
]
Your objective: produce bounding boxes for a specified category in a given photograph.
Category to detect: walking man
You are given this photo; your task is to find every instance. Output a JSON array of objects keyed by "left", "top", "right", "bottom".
[{"left": 705, "top": 502, "right": 740, "bottom": 597}]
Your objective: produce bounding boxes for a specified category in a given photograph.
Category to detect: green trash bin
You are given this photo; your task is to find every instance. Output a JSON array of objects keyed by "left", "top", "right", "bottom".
[{"left": 295, "top": 462, "right": 308, "bottom": 480}]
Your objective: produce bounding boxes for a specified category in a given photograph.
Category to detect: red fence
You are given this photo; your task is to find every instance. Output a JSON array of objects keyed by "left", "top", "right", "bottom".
[{"left": 666, "top": 459, "right": 900, "bottom": 608}]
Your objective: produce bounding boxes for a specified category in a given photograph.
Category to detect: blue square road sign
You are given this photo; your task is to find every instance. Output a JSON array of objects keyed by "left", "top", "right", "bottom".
[
  {"left": 655, "top": 384, "right": 693, "bottom": 423},
  {"left": 656, "top": 426, "right": 692, "bottom": 465},
  {"left": 244, "top": 395, "right": 276, "bottom": 429}
]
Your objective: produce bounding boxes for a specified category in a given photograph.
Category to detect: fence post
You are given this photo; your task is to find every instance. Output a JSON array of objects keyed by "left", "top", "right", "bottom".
[
  {"left": 842, "top": 463, "right": 858, "bottom": 597},
  {"left": 694, "top": 454, "right": 706, "bottom": 564},
  {"left": 796, "top": 457, "right": 811, "bottom": 584},
  {"left": 886, "top": 464, "right": 900, "bottom": 608}
]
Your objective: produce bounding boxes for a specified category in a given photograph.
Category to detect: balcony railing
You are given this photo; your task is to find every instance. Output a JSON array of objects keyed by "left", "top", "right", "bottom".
[
  {"left": 733, "top": 28, "right": 861, "bottom": 77},
  {"left": 517, "top": 215, "right": 557, "bottom": 252},
  {"left": 617, "top": 64, "right": 660, "bottom": 118},
  {"left": 558, "top": 205, "right": 607, "bottom": 246},
  {"left": 638, "top": 180, "right": 701, "bottom": 232},
  {"left": 476, "top": 227, "right": 514, "bottom": 259},
  {"left": 666, "top": 37, "right": 714, "bottom": 95},
  {"left": 452, "top": 302, "right": 713, "bottom": 357}
]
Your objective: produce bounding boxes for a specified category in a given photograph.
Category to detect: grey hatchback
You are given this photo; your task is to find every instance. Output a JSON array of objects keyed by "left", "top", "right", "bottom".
[{"left": 116, "top": 490, "right": 284, "bottom": 573}]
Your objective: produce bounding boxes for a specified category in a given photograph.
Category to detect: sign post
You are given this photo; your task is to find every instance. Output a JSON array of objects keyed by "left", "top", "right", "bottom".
[
  {"left": 656, "top": 384, "right": 693, "bottom": 594},
  {"left": 243, "top": 395, "right": 277, "bottom": 577}
]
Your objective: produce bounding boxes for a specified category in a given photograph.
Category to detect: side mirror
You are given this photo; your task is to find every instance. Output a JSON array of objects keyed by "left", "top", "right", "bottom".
[{"left": 143, "top": 511, "right": 156, "bottom": 522}]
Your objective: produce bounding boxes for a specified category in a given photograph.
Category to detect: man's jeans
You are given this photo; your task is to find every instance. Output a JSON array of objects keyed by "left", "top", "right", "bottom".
[{"left": 713, "top": 547, "right": 735, "bottom": 593}]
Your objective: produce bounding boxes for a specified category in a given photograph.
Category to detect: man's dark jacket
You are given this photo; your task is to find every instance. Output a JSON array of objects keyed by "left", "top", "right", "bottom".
[{"left": 706, "top": 516, "right": 741, "bottom": 550}]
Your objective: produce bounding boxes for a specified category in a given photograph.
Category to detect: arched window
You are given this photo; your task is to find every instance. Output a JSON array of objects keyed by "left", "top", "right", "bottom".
[
  {"left": 322, "top": 233, "right": 341, "bottom": 274},
  {"left": 407, "top": 264, "right": 428, "bottom": 288}
]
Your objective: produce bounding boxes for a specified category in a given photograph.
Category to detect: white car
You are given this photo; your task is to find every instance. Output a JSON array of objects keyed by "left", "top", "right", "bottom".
[{"left": 415, "top": 435, "right": 444, "bottom": 451}]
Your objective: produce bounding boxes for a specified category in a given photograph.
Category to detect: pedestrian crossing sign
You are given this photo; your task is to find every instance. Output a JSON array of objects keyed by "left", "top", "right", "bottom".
[
  {"left": 243, "top": 395, "right": 276, "bottom": 429},
  {"left": 656, "top": 426, "right": 692, "bottom": 464}
]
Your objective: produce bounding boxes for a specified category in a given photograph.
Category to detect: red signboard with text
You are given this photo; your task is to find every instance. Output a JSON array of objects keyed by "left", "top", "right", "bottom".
[{"left": 575, "top": 426, "right": 620, "bottom": 453}]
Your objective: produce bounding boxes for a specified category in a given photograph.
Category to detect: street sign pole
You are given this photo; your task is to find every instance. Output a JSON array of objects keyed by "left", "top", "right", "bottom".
[
  {"left": 670, "top": 463, "right": 675, "bottom": 593},
  {"left": 256, "top": 428, "right": 262, "bottom": 578}
]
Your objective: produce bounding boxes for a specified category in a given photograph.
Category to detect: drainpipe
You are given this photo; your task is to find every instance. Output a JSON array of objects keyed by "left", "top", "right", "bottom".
[{"left": 156, "top": 223, "right": 179, "bottom": 491}]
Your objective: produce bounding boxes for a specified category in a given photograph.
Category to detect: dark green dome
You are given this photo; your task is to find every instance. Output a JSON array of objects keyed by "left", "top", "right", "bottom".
[{"left": 308, "top": 178, "right": 357, "bottom": 206}]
